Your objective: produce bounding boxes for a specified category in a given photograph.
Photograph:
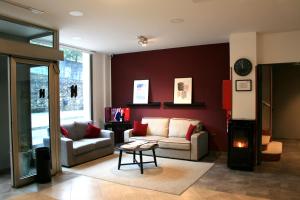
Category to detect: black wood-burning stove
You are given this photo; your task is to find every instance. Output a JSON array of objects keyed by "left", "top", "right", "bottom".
[{"left": 228, "top": 120, "right": 256, "bottom": 171}]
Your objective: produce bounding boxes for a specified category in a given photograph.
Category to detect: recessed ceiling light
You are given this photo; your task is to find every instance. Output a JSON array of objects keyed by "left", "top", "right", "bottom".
[
  {"left": 72, "top": 37, "right": 82, "bottom": 41},
  {"left": 69, "top": 11, "right": 83, "bottom": 17},
  {"left": 170, "top": 18, "right": 185, "bottom": 24}
]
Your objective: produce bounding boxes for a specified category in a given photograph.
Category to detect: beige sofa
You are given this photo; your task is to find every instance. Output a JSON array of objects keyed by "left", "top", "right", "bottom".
[
  {"left": 124, "top": 117, "right": 208, "bottom": 161},
  {"left": 60, "top": 121, "right": 114, "bottom": 167}
]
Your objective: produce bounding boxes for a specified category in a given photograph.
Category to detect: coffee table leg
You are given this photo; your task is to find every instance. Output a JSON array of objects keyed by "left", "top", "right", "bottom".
[
  {"left": 139, "top": 151, "right": 143, "bottom": 174},
  {"left": 118, "top": 150, "right": 123, "bottom": 170},
  {"left": 133, "top": 151, "right": 136, "bottom": 163},
  {"left": 152, "top": 149, "right": 157, "bottom": 167}
]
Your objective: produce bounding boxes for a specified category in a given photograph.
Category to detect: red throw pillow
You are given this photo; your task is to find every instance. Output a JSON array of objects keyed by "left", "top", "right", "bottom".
[
  {"left": 61, "top": 127, "right": 70, "bottom": 138},
  {"left": 186, "top": 124, "right": 196, "bottom": 141},
  {"left": 132, "top": 120, "right": 148, "bottom": 136},
  {"left": 85, "top": 123, "right": 101, "bottom": 138}
]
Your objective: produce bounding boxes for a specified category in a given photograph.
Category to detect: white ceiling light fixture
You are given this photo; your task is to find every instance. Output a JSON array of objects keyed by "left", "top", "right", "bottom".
[
  {"left": 69, "top": 11, "right": 84, "bottom": 17},
  {"left": 1, "top": 0, "right": 45, "bottom": 14},
  {"left": 137, "top": 36, "right": 148, "bottom": 47}
]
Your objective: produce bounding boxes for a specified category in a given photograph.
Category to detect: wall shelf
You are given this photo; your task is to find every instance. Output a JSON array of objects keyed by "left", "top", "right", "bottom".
[
  {"left": 163, "top": 102, "right": 206, "bottom": 108},
  {"left": 126, "top": 102, "right": 161, "bottom": 107}
]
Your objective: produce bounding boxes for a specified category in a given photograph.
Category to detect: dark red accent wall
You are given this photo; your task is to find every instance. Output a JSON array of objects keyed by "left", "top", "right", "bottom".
[{"left": 111, "top": 43, "right": 229, "bottom": 151}]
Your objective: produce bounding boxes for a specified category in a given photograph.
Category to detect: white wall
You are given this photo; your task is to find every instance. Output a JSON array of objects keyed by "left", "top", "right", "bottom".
[
  {"left": 230, "top": 32, "right": 257, "bottom": 120},
  {"left": 230, "top": 30, "right": 300, "bottom": 120},
  {"left": 92, "top": 53, "right": 111, "bottom": 128},
  {"left": 258, "top": 31, "right": 300, "bottom": 64}
]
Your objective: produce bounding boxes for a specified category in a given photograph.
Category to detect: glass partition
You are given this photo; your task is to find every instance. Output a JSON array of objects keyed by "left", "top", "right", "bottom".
[
  {"left": 0, "top": 16, "right": 55, "bottom": 48},
  {"left": 59, "top": 47, "right": 91, "bottom": 124}
]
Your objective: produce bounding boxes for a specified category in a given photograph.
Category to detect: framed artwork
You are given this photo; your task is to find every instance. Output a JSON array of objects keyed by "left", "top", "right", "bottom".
[
  {"left": 133, "top": 80, "right": 149, "bottom": 104},
  {"left": 235, "top": 80, "right": 252, "bottom": 91},
  {"left": 174, "top": 77, "right": 192, "bottom": 104}
]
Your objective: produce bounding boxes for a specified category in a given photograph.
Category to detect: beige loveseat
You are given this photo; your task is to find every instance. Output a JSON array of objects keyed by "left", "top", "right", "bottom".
[{"left": 124, "top": 117, "right": 208, "bottom": 161}]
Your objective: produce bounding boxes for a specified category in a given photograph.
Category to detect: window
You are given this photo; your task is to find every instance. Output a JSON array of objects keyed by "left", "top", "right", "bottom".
[
  {"left": 59, "top": 46, "right": 91, "bottom": 124},
  {"left": 30, "top": 35, "right": 54, "bottom": 48},
  {"left": 0, "top": 17, "right": 55, "bottom": 48}
]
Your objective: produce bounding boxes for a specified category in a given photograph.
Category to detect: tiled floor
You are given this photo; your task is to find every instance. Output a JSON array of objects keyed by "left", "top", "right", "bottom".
[
  {"left": 198, "top": 139, "right": 300, "bottom": 200},
  {"left": 1, "top": 139, "right": 300, "bottom": 200}
]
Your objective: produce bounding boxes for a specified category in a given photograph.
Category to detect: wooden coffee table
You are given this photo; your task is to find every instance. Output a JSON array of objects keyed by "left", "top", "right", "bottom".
[{"left": 117, "top": 141, "right": 158, "bottom": 174}]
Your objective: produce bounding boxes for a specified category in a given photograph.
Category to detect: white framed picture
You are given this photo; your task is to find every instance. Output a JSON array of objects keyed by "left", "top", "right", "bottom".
[
  {"left": 174, "top": 77, "right": 192, "bottom": 104},
  {"left": 235, "top": 80, "right": 252, "bottom": 91},
  {"left": 133, "top": 80, "right": 149, "bottom": 104}
]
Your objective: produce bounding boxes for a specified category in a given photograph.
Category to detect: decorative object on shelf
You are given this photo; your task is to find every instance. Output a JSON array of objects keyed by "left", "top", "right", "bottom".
[
  {"left": 174, "top": 77, "right": 192, "bottom": 104},
  {"left": 235, "top": 80, "right": 252, "bottom": 91},
  {"left": 113, "top": 108, "right": 123, "bottom": 122},
  {"left": 163, "top": 102, "right": 205, "bottom": 108},
  {"left": 110, "top": 107, "right": 130, "bottom": 122},
  {"left": 234, "top": 58, "right": 252, "bottom": 76},
  {"left": 133, "top": 79, "right": 149, "bottom": 104}
]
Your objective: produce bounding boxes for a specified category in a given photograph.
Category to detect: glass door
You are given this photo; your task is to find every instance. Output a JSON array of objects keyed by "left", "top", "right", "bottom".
[{"left": 10, "top": 58, "right": 58, "bottom": 187}]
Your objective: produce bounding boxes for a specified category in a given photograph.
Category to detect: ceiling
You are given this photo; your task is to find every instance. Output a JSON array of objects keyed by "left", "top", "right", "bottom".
[{"left": 0, "top": 0, "right": 299, "bottom": 54}]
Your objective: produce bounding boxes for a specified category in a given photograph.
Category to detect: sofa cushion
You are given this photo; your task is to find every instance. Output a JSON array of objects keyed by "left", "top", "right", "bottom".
[
  {"left": 84, "top": 123, "right": 101, "bottom": 138},
  {"left": 158, "top": 137, "right": 191, "bottom": 150},
  {"left": 141, "top": 117, "right": 170, "bottom": 137},
  {"left": 80, "top": 138, "right": 112, "bottom": 149},
  {"left": 129, "top": 136, "right": 166, "bottom": 143},
  {"left": 74, "top": 120, "right": 93, "bottom": 140},
  {"left": 62, "top": 122, "right": 77, "bottom": 140},
  {"left": 169, "top": 118, "right": 201, "bottom": 138},
  {"left": 73, "top": 140, "right": 95, "bottom": 156},
  {"left": 186, "top": 124, "right": 196, "bottom": 141},
  {"left": 60, "top": 127, "right": 70, "bottom": 138},
  {"left": 132, "top": 120, "right": 148, "bottom": 136}
]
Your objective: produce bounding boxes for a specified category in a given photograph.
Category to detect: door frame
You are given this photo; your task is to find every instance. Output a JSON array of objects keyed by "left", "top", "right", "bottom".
[
  {"left": 256, "top": 64, "right": 263, "bottom": 165},
  {"left": 10, "top": 57, "right": 60, "bottom": 187}
]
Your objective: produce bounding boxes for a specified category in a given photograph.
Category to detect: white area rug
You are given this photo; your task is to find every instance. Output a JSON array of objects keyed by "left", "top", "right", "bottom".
[{"left": 65, "top": 153, "right": 214, "bottom": 195}]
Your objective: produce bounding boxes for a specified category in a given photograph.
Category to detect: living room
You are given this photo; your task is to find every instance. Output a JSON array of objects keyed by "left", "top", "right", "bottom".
[{"left": 0, "top": 0, "right": 300, "bottom": 200}]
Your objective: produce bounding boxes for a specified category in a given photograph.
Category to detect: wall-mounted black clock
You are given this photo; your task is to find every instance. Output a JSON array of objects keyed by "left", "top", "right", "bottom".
[{"left": 234, "top": 58, "right": 252, "bottom": 76}]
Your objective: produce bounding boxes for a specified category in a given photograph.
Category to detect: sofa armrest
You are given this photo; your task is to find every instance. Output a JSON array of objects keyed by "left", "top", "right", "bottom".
[
  {"left": 191, "top": 131, "right": 208, "bottom": 160},
  {"left": 60, "top": 137, "right": 74, "bottom": 167},
  {"left": 101, "top": 129, "right": 114, "bottom": 145},
  {"left": 124, "top": 129, "right": 133, "bottom": 142}
]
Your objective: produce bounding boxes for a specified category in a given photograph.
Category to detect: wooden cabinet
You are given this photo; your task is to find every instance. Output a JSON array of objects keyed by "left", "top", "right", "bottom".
[{"left": 104, "top": 122, "right": 132, "bottom": 144}]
